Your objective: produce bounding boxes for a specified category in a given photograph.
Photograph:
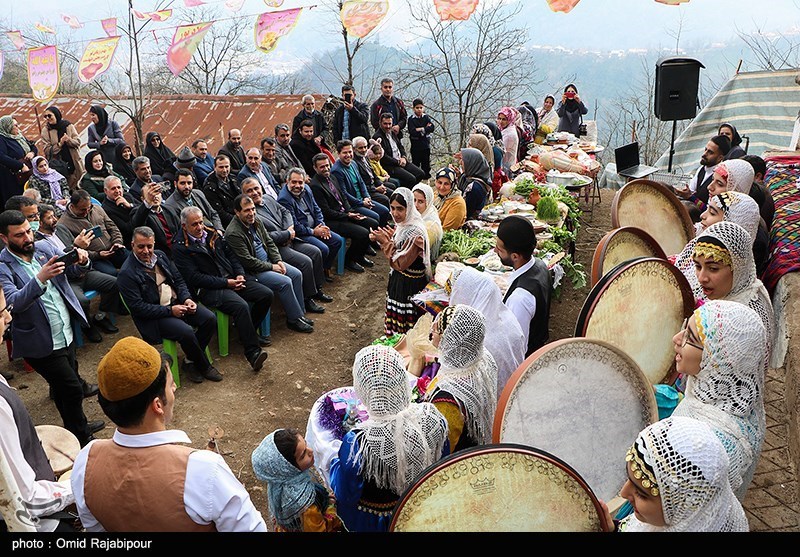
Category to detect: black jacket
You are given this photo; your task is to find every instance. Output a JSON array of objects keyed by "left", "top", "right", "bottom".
[
  {"left": 291, "top": 109, "right": 328, "bottom": 146},
  {"left": 202, "top": 172, "right": 241, "bottom": 228},
  {"left": 309, "top": 174, "right": 353, "bottom": 223},
  {"left": 218, "top": 141, "right": 246, "bottom": 174},
  {"left": 290, "top": 133, "right": 324, "bottom": 176},
  {"left": 370, "top": 95, "right": 408, "bottom": 138},
  {"left": 333, "top": 100, "right": 370, "bottom": 143},
  {"left": 101, "top": 193, "right": 140, "bottom": 246},
  {"left": 372, "top": 128, "right": 407, "bottom": 170},
  {"left": 130, "top": 202, "right": 180, "bottom": 257}
]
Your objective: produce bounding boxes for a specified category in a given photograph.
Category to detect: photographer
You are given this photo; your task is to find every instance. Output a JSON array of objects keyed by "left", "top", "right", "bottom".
[
  {"left": 333, "top": 85, "right": 370, "bottom": 143},
  {"left": 556, "top": 84, "right": 588, "bottom": 137}
]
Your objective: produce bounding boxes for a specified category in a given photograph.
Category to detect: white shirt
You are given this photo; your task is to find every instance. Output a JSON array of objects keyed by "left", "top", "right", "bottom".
[
  {"left": 504, "top": 258, "right": 538, "bottom": 348},
  {"left": 71, "top": 429, "right": 267, "bottom": 532},
  {"left": 387, "top": 133, "right": 401, "bottom": 160},
  {"left": 0, "top": 375, "right": 74, "bottom": 532},
  {"left": 688, "top": 163, "right": 718, "bottom": 194}
]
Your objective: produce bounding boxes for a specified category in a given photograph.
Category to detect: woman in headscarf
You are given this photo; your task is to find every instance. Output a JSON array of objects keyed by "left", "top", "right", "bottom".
[
  {"left": 535, "top": 95, "right": 559, "bottom": 143},
  {"left": 556, "top": 84, "right": 588, "bottom": 136},
  {"left": 330, "top": 345, "right": 448, "bottom": 532},
  {"left": 143, "top": 131, "right": 177, "bottom": 183},
  {"left": 447, "top": 267, "right": 525, "bottom": 396},
  {"left": 496, "top": 107, "right": 520, "bottom": 173},
  {"left": 80, "top": 150, "right": 125, "bottom": 202},
  {"left": 251, "top": 428, "right": 345, "bottom": 532},
  {"left": 707, "top": 158, "right": 755, "bottom": 197},
  {"left": 432, "top": 166, "right": 466, "bottom": 231},
  {"left": 411, "top": 182, "right": 443, "bottom": 262},
  {"left": 370, "top": 187, "right": 431, "bottom": 335},
  {"left": 476, "top": 122, "right": 505, "bottom": 171},
  {"left": 719, "top": 123, "right": 746, "bottom": 160},
  {"left": 671, "top": 299, "right": 768, "bottom": 501},
  {"left": 112, "top": 143, "right": 136, "bottom": 188},
  {"left": 425, "top": 304, "right": 498, "bottom": 453},
  {"left": 28, "top": 156, "right": 69, "bottom": 213},
  {"left": 601, "top": 416, "right": 748, "bottom": 532},
  {"left": 457, "top": 147, "right": 493, "bottom": 219},
  {"left": 87, "top": 105, "right": 125, "bottom": 166},
  {"left": 467, "top": 133, "right": 494, "bottom": 173},
  {"left": 40, "top": 106, "right": 83, "bottom": 190},
  {"left": 0, "top": 115, "right": 36, "bottom": 207}
]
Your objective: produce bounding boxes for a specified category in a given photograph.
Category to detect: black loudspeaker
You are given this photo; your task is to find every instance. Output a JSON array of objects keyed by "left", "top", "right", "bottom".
[{"left": 654, "top": 57, "right": 705, "bottom": 121}]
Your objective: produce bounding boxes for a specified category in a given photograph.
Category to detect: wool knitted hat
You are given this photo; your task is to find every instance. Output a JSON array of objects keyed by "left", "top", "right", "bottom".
[
  {"left": 175, "top": 146, "right": 196, "bottom": 168},
  {"left": 97, "top": 336, "right": 162, "bottom": 401}
]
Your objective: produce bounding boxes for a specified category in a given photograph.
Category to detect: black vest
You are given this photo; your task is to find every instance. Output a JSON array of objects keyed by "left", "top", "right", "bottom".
[
  {"left": 0, "top": 382, "right": 56, "bottom": 483},
  {"left": 503, "top": 259, "right": 552, "bottom": 357}
]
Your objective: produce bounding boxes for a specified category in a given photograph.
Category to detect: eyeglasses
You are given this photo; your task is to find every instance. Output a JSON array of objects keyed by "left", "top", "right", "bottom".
[
  {"left": 680, "top": 317, "right": 704, "bottom": 350},
  {"left": 0, "top": 303, "right": 13, "bottom": 315}
]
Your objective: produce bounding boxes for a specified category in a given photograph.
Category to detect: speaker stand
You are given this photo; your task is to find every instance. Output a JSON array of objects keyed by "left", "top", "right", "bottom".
[{"left": 667, "top": 120, "right": 677, "bottom": 173}]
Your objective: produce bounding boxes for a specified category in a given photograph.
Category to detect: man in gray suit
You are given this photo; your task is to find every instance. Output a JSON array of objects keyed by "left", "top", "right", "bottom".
[{"left": 164, "top": 169, "right": 224, "bottom": 234}]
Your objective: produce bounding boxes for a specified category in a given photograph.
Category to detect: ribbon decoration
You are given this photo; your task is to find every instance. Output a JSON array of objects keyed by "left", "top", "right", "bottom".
[
  {"left": 254, "top": 8, "right": 302, "bottom": 54},
  {"left": 546, "top": 0, "right": 581, "bottom": 13},
  {"left": 433, "top": 0, "right": 480, "bottom": 21},
  {"left": 35, "top": 23, "right": 56, "bottom": 34},
  {"left": 225, "top": 0, "right": 246, "bottom": 11},
  {"left": 61, "top": 14, "right": 84, "bottom": 29},
  {"left": 101, "top": 18, "right": 118, "bottom": 37},
  {"left": 78, "top": 37, "right": 120, "bottom": 83},
  {"left": 340, "top": 0, "right": 389, "bottom": 39},
  {"left": 132, "top": 9, "right": 173, "bottom": 22},
  {"left": 27, "top": 45, "right": 60, "bottom": 103},
  {"left": 6, "top": 31, "right": 25, "bottom": 51},
  {"left": 167, "top": 21, "right": 215, "bottom": 76}
]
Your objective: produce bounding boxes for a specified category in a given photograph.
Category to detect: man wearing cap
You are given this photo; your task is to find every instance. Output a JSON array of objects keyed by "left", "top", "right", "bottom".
[
  {"left": 171, "top": 146, "right": 199, "bottom": 185},
  {"left": 164, "top": 169, "right": 224, "bottom": 235},
  {"left": 494, "top": 215, "right": 552, "bottom": 357},
  {"left": 117, "top": 226, "right": 221, "bottom": 384},
  {"left": 70, "top": 336, "right": 267, "bottom": 532}
]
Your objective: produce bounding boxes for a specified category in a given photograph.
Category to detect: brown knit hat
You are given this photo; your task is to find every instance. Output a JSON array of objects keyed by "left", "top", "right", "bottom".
[{"left": 97, "top": 337, "right": 162, "bottom": 402}]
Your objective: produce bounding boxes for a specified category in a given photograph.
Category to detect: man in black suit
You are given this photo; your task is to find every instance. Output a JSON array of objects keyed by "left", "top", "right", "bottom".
[
  {"left": 217, "top": 128, "right": 246, "bottom": 175},
  {"left": 372, "top": 113, "right": 425, "bottom": 189},
  {"left": 202, "top": 155, "right": 241, "bottom": 228},
  {"left": 102, "top": 175, "right": 140, "bottom": 247},
  {"left": 130, "top": 182, "right": 181, "bottom": 257},
  {"left": 172, "top": 206, "right": 272, "bottom": 372},
  {"left": 333, "top": 85, "right": 370, "bottom": 143}
]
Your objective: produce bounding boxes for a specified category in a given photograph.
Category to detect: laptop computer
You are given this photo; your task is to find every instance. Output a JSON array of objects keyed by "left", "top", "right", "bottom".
[{"left": 615, "top": 142, "right": 659, "bottom": 180}]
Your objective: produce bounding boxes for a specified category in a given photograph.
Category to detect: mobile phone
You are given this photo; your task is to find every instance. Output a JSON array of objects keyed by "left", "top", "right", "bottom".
[
  {"left": 55, "top": 249, "right": 79, "bottom": 267},
  {"left": 85, "top": 225, "right": 103, "bottom": 238},
  {"left": 565, "top": 91, "right": 576, "bottom": 99},
  {"left": 344, "top": 93, "right": 353, "bottom": 103}
]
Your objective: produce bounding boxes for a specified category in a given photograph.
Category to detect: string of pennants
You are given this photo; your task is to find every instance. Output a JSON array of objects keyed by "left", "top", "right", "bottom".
[{"left": 5, "top": 0, "right": 691, "bottom": 103}]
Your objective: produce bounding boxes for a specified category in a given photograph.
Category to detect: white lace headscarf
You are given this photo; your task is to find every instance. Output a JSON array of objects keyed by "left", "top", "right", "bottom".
[
  {"left": 621, "top": 416, "right": 748, "bottom": 532},
  {"left": 411, "top": 183, "right": 444, "bottom": 261},
  {"left": 671, "top": 299, "right": 768, "bottom": 500},
  {"left": 717, "top": 159, "right": 755, "bottom": 194},
  {"left": 447, "top": 267, "right": 525, "bottom": 396},
  {"left": 350, "top": 345, "right": 448, "bottom": 496},
  {"left": 673, "top": 192, "right": 760, "bottom": 289},
  {"left": 691, "top": 221, "right": 775, "bottom": 358},
  {"left": 391, "top": 187, "right": 432, "bottom": 279},
  {"left": 426, "top": 304, "right": 498, "bottom": 444}
]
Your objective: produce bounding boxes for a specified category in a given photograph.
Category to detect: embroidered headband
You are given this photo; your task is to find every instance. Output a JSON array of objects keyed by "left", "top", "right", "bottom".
[
  {"left": 693, "top": 237, "right": 732, "bottom": 268},
  {"left": 626, "top": 445, "right": 660, "bottom": 497}
]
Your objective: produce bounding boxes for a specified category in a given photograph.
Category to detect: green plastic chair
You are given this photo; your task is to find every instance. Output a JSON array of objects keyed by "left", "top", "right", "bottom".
[{"left": 213, "top": 309, "right": 229, "bottom": 358}]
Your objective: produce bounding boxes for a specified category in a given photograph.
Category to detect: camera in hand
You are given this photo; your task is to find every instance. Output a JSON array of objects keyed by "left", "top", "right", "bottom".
[
  {"left": 344, "top": 93, "right": 353, "bottom": 103},
  {"left": 565, "top": 91, "right": 576, "bottom": 99}
]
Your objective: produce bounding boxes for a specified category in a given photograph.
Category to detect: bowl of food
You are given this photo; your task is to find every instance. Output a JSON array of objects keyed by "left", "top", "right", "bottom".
[
  {"left": 463, "top": 257, "right": 481, "bottom": 266},
  {"left": 516, "top": 203, "right": 535, "bottom": 213}
]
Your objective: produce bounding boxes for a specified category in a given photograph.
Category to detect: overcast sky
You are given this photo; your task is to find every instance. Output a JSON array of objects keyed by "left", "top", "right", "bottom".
[{"left": 4, "top": 0, "right": 799, "bottom": 58}]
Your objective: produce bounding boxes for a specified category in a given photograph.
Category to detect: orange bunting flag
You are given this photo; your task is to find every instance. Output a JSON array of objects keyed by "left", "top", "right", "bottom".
[
  {"left": 340, "top": 0, "right": 389, "bottom": 39},
  {"left": 35, "top": 23, "right": 56, "bottom": 34},
  {"left": 61, "top": 14, "right": 84, "bottom": 29},
  {"left": 655, "top": 0, "right": 690, "bottom": 4},
  {"left": 167, "top": 22, "right": 214, "bottom": 76},
  {"left": 27, "top": 45, "right": 60, "bottom": 103},
  {"left": 254, "top": 9, "right": 302, "bottom": 54},
  {"left": 546, "top": 0, "right": 581, "bottom": 13},
  {"left": 263, "top": 0, "right": 285, "bottom": 6},
  {"left": 6, "top": 31, "right": 25, "bottom": 51},
  {"left": 101, "top": 18, "right": 118, "bottom": 37},
  {"left": 225, "top": 0, "right": 245, "bottom": 11},
  {"left": 183, "top": 0, "right": 206, "bottom": 6},
  {"left": 433, "top": 0, "right": 480, "bottom": 21},
  {"left": 132, "top": 9, "right": 173, "bottom": 22},
  {"left": 78, "top": 37, "right": 120, "bottom": 83}
]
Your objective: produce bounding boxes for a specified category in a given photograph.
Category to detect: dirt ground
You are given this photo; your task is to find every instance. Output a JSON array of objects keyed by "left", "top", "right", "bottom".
[{"left": 5, "top": 188, "right": 616, "bottom": 525}]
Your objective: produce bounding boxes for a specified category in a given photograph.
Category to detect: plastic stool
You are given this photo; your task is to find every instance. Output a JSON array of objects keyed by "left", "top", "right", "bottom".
[
  {"left": 162, "top": 339, "right": 181, "bottom": 388},
  {"left": 214, "top": 309, "right": 229, "bottom": 357},
  {"left": 74, "top": 290, "right": 116, "bottom": 348}
]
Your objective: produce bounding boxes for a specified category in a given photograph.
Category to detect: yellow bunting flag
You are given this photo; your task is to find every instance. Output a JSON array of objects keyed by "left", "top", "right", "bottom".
[
  {"left": 61, "top": 14, "right": 84, "bottom": 29},
  {"left": 263, "top": 0, "right": 285, "bottom": 6},
  {"left": 101, "top": 18, "right": 118, "bottom": 37},
  {"left": 340, "top": 0, "right": 389, "bottom": 39},
  {"left": 546, "top": 0, "right": 581, "bottom": 13},
  {"left": 78, "top": 36, "right": 120, "bottom": 83},
  {"left": 27, "top": 45, "right": 60, "bottom": 103},
  {"left": 7, "top": 31, "right": 25, "bottom": 51},
  {"left": 35, "top": 23, "right": 56, "bottom": 34},
  {"left": 167, "top": 22, "right": 214, "bottom": 76},
  {"left": 254, "top": 8, "right": 302, "bottom": 54},
  {"left": 433, "top": 0, "right": 480, "bottom": 21},
  {"left": 132, "top": 9, "right": 173, "bottom": 22}
]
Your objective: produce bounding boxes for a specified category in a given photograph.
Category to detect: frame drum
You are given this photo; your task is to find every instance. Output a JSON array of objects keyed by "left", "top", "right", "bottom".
[
  {"left": 389, "top": 444, "right": 609, "bottom": 532},
  {"left": 611, "top": 179, "right": 694, "bottom": 257},
  {"left": 492, "top": 338, "right": 658, "bottom": 503},
  {"left": 576, "top": 257, "right": 695, "bottom": 386},
  {"left": 591, "top": 226, "right": 666, "bottom": 286},
  {"left": 35, "top": 425, "right": 80, "bottom": 476}
]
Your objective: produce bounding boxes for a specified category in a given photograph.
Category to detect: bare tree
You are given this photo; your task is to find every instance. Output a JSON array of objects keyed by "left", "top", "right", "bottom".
[
  {"left": 738, "top": 25, "right": 800, "bottom": 71},
  {"left": 400, "top": 0, "right": 535, "bottom": 161}
]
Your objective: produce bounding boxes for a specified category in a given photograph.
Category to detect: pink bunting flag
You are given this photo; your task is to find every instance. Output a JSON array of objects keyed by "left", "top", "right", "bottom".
[
  {"left": 340, "top": 0, "right": 389, "bottom": 39},
  {"left": 27, "top": 45, "right": 60, "bottom": 103},
  {"left": 132, "top": 9, "right": 173, "bottom": 22},
  {"left": 546, "top": 0, "right": 581, "bottom": 13},
  {"left": 183, "top": 0, "right": 206, "bottom": 6},
  {"left": 101, "top": 18, "right": 118, "bottom": 37},
  {"left": 167, "top": 21, "right": 214, "bottom": 76},
  {"left": 6, "top": 31, "right": 25, "bottom": 51},
  {"left": 225, "top": 0, "right": 245, "bottom": 11},
  {"left": 35, "top": 23, "right": 56, "bottom": 34},
  {"left": 78, "top": 36, "right": 120, "bottom": 83},
  {"left": 61, "top": 14, "right": 84, "bottom": 29},
  {"left": 254, "top": 8, "right": 302, "bottom": 54},
  {"left": 433, "top": 0, "right": 480, "bottom": 21}
]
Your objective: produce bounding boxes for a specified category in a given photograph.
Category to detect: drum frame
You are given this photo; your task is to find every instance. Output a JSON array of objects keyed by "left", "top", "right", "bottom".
[{"left": 590, "top": 226, "right": 667, "bottom": 287}]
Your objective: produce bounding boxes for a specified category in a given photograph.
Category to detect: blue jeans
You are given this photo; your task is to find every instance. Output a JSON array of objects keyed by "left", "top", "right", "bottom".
[
  {"left": 253, "top": 263, "right": 305, "bottom": 322},
  {"left": 302, "top": 232, "right": 343, "bottom": 270},
  {"left": 356, "top": 201, "right": 389, "bottom": 227}
]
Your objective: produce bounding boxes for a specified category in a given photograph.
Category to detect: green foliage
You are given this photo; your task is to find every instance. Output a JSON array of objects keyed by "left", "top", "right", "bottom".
[
  {"left": 512, "top": 178, "right": 537, "bottom": 197},
  {"left": 439, "top": 229, "right": 497, "bottom": 259},
  {"left": 535, "top": 195, "right": 560, "bottom": 222}
]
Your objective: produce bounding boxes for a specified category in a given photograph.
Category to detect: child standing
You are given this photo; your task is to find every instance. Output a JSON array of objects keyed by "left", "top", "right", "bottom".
[
  {"left": 407, "top": 99, "right": 435, "bottom": 180},
  {"left": 251, "top": 428, "right": 345, "bottom": 532}
]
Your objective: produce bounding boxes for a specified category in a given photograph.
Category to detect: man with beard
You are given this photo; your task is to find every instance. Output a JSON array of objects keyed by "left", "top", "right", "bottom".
[
  {"left": 673, "top": 135, "right": 731, "bottom": 220},
  {"left": 217, "top": 128, "right": 246, "bottom": 175},
  {"left": 290, "top": 120, "right": 325, "bottom": 177},
  {"left": 494, "top": 215, "right": 552, "bottom": 357},
  {"left": 0, "top": 210, "right": 104, "bottom": 447},
  {"left": 164, "top": 169, "right": 223, "bottom": 234},
  {"left": 202, "top": 155, "right": 241, "bottom": 228}
]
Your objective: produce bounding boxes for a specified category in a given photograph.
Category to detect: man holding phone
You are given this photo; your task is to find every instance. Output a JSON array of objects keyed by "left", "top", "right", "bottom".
[{"left": 333, "top": 85, "right": 370, "bottom": 144}]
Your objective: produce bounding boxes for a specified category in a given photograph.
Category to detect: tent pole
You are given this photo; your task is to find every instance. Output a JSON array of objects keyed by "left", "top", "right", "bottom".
[{"left": 668, "top": 120, "right": 677, "bottom": 173}]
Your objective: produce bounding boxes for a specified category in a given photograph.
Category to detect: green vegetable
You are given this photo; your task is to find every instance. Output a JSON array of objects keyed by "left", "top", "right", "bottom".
[
  {"left": 440, "top": 229, "right": 496, "bottom": 259},
  {"left": 536, "top": 196, "right": 560, "bottom": 222},
  {"left": 513, "top": 178, "right": 537, "bottom": 197}
]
